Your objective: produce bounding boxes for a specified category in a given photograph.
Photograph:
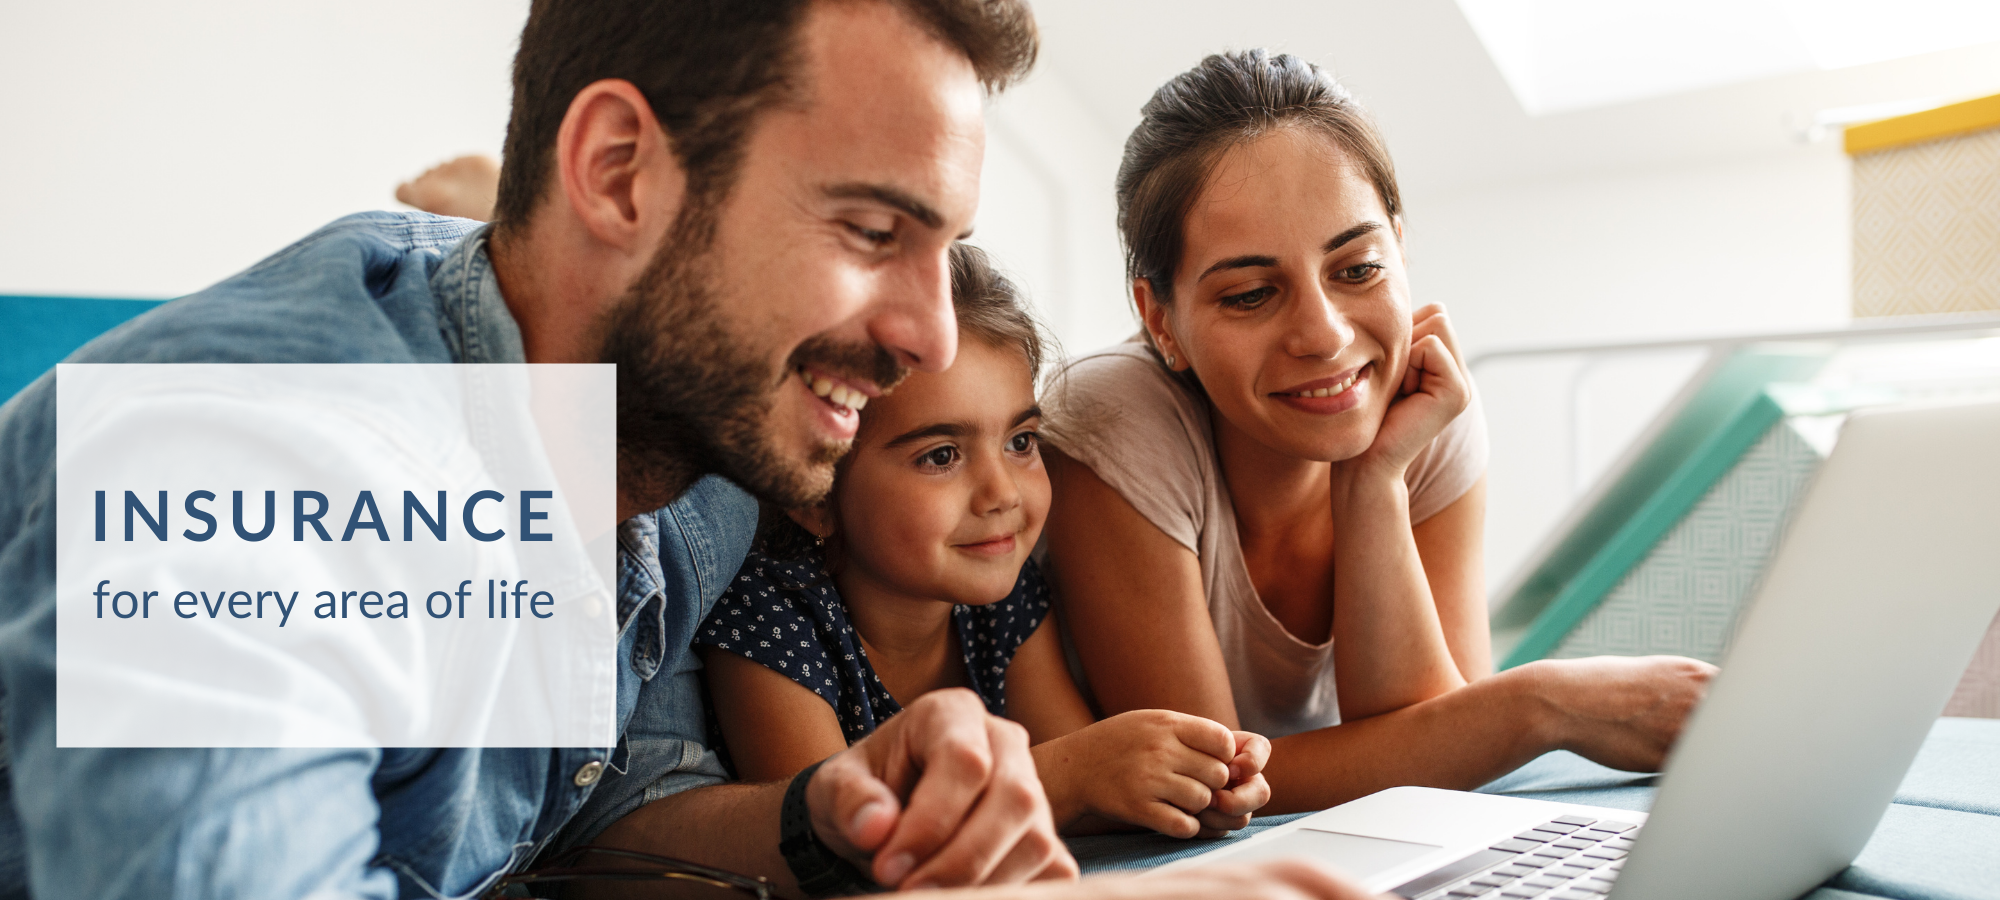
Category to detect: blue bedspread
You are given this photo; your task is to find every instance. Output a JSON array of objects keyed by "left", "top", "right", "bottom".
[{"left": 1068, "top": 717, "right": 2000, "bottom": 899}]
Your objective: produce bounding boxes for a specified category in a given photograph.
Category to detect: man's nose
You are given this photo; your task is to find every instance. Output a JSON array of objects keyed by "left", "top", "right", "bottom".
[{"left": 868, "top": 247, "right": 958, "bottom": 374}]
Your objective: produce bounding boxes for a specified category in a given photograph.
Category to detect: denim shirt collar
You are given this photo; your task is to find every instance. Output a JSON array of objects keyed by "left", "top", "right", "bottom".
[
  {"left": 430, "top": 224, "right": 527, "bottom": 366},
  {"left": 431, "top": 226, "right": 666, "bottom": 651}
]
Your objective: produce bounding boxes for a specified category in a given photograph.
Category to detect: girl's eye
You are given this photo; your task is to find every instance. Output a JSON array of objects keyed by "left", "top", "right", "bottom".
[
  {"left": 919, "top": 446, "right": 959, "bottom": 469},
  {"left": 1218, "top": 286, "right": 1276, "bottom": 309},
  {"left": 1007, "top": 431, "right": 1039, "bottom": 454},
  {"left": 1335, "top": 262, "right": 1385, "bottom": 283}
]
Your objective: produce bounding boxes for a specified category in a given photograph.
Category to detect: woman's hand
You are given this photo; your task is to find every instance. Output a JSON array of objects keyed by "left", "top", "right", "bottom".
[
  {"left": 1032, "top": 710, "right": 1259, "bottom": 838},
  {"left": 1352, "top": 303, "right": 1471, "bottom": 477},
  {"left": 1522, "top": 655, "right": 1719, "bottom": 773}
]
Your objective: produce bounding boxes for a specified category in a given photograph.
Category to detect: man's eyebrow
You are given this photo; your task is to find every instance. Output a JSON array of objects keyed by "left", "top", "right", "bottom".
[
  {"left": 1012, "top": 405, "right": 1042, "bottom": 428},
  {"left": 885, "top": 421, "right": 968, "bottom": 447},
  {"left": 1194, "top": 221, "right": 1387, "bottom": 283},
  {"left": 825, "top": 183, "right": 944, "bottom": 230}
]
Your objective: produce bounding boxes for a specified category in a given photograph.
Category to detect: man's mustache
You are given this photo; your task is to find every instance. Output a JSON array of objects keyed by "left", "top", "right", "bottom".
[{"left": 785, "top": 334, "right": 907, "bottom": 395}]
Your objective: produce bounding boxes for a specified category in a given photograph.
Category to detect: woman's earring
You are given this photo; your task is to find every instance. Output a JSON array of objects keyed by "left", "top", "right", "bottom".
[{"left": 1165, "top": 354, "right": 1177, "bottom": 368}]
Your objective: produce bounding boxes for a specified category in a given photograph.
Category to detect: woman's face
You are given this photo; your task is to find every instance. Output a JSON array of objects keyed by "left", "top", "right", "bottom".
[
  {"left": 820, "top": 338, "right": 1049, "bottom": 606},
  {"left": 1147, "top": 127, "right": 1410, "bottom": 463}
]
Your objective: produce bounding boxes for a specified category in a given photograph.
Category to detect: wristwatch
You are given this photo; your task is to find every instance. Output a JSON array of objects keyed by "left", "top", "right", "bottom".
[{"left": 779, "top": 759, "right": 878, "bottom": 896}]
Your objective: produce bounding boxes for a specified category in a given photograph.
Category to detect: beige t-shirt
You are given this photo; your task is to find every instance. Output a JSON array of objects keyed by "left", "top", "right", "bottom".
[{"left": 1041, "top": 341, "right": 1488, "bottom": 739}]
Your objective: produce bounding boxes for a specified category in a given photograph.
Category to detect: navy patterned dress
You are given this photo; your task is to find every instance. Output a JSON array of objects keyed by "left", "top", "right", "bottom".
[{"left": 696, "top": 548, "right": 1052, "bottom": 745}]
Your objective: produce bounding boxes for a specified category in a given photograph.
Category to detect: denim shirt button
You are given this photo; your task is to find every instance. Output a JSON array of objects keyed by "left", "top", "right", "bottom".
[{"left": 572, "top": 760, "right": 605, "bottom": 787}]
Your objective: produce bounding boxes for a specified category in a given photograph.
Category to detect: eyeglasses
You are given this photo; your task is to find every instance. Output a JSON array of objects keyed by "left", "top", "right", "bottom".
[{"left": 483, "top": 846, "right": 774, "bottom": 899}]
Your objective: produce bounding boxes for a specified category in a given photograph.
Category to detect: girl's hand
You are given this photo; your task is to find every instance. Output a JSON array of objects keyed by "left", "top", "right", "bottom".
[
  {"left": 1353, "top": 303, "right": 1471, "bottom": 478},
  {"left": 1194, "top": 730, "right": 1273, "bottom": 837},
  {"left": 1033, "top": 710, "right": 1246, "bottom": 838}
]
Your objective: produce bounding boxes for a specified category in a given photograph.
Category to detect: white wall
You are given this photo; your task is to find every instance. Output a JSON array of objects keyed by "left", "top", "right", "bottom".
[
  {"left": 1406, "top": 146, "right": 1854, "bottom": 354},
  {"left": 0, "top": 1, "right": 528, "bottom": 299},
  {"left": 967, "top": 71, "right": 1135, "bottom": 357}
]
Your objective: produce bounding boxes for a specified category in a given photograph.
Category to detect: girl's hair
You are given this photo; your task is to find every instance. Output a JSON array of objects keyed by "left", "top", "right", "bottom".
[
  {"left": 1117, "top": 49, "right": 1402, "bottom": 316},
  {"left": 755, "top": 242, "right": 1049, "bottom": 561},
  {"left": 949, "top": 242, "right": 1047, "bottom": 382}
]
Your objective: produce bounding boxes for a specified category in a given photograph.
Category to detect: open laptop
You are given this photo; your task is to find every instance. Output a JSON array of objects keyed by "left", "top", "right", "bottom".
[{"left": 1169, "top": 400, "right": 2000, "bottom": 900}]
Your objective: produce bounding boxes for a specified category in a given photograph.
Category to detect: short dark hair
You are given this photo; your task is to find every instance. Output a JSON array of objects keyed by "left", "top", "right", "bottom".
[
  {"left": 1117, "top": 49, "right": 1402, "bottom": 310},
  {"left": 494, "top": 0, "right": 1038, "bottom": 229}
]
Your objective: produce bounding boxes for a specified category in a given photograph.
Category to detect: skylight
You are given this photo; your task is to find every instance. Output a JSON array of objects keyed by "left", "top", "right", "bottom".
[{"left": 1455, "top": 0, "right": 2000, "bottom": 115}]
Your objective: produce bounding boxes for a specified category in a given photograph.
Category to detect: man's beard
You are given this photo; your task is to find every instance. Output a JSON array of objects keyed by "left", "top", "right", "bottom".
[{"left": 597, "top": 203, "right": 904, "bottom": 514}]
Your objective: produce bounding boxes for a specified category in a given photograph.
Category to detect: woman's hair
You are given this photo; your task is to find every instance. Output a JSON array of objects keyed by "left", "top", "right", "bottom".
[
  {"left": 1117, "top": 49, "right": 1402, "bottom": 312},
  {"left": 755, "top": 242, "right": 1050, "bottom": 561}
]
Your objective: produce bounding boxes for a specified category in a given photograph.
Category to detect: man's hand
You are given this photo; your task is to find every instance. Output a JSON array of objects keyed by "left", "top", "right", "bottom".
[
  {"left": 900, "top": 860, "right": 1387, "bottom": 900},
  {"left": 805, "top": 688, "right": 1078, "bottom": 890}
]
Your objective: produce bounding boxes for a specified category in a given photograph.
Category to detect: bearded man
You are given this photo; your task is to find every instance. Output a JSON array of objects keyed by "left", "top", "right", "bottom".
[{"left": 0, "top": 2, "right": 1373, "bottom": 899}]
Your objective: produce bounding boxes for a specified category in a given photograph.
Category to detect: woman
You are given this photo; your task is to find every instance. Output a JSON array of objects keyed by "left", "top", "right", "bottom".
[{"left": 1040, "top": 49, "right": 1715, "bottom": 814}]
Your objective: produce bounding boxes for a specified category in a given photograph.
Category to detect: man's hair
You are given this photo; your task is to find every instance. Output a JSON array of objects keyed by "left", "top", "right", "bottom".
[{"left": 493, "top": 0, "right": 1038, "bottom": 229}]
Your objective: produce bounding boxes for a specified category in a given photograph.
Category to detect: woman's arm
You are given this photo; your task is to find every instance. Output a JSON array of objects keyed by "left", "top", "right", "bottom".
[
  {"left": 1048, "top": 452, "right": 1715, "bottom": 814},
  {"left": 1042, "top": 448, "right": 1242, "bottom": 729},
  {"left": 698, "top": 647, "right": 854, "bottom": 783},
  {"left": 1322, "top": 464, "right": 1467, "bottom": 720},
  {"left": 1413, "top": 476, "right": 1491, "bottom": 680}
]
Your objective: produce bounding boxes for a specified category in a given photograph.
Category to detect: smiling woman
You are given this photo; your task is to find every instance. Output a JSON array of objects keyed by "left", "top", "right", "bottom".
[{"left": 1041, "top": 50, "right": 1718, "bottom": 815}]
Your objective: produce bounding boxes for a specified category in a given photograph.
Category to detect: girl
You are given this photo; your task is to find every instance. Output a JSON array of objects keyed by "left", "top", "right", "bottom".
[
  {"left": 1040, "top": 49, "right": 1716, "bottom": 814},
  {"left": 696, "top": 244, "right": 1269, "bottom": 841}
]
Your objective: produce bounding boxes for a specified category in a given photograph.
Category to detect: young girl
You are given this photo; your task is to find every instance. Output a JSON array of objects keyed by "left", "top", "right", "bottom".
[{"left": 695, "top": 244, "right": 1269, "bottom": 842}]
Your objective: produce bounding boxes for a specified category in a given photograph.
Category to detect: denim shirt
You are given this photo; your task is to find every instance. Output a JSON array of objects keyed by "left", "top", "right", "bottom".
[{"left": 0, "top": 212, "right": 757, "bottom": 899}]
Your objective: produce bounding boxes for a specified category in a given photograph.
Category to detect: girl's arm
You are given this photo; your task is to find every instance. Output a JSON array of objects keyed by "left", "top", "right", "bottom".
[
  {"left": 1000, "top": 609, "right": 1096, "bottom": 744},
  {"left": 1040, "top": 449, "right": 1242, "bottom": 729},
  {"left": 698, "top": 647, "right": 853, "bottom": 783},
  {"left": 1005, "top": 609, "right": 1272, "bottom": 837}
]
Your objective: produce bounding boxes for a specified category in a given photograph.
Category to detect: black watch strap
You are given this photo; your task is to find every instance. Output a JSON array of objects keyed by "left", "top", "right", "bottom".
[{"left": 779, "top": 759, "right": 877, "bottom": 896}]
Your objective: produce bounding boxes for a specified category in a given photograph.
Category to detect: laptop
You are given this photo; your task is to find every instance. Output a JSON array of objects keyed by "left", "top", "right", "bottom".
[{"left": 1169, "top": 400, "right": 2000, "bottom": 900}]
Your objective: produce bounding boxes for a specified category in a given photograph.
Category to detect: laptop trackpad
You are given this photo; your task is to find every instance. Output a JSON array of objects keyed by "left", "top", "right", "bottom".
[{"left": 1225, "top": 829, "right": 1441, "bottom": 877}]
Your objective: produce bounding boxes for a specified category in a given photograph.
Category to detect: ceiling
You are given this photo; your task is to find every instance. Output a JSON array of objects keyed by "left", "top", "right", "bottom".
[{"left": 1028, "top": 0, "right": 2000, "bottom": 202}]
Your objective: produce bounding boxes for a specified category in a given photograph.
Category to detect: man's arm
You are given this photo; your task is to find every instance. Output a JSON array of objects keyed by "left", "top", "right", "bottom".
[{"left": 590, "top": 688, "right": 1075, "bottom": 895}]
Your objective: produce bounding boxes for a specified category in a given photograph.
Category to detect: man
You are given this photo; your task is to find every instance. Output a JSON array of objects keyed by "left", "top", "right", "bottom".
[{"left": 0, "top": 1, "right": 1372, "bottom": 898}]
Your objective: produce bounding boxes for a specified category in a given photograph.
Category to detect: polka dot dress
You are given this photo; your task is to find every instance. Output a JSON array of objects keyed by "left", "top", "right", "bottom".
[{"left": 696, "top": 548, "right": 1052, "bottom": 746}]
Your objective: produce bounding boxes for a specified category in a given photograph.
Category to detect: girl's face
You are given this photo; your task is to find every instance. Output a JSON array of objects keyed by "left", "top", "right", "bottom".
[
  {"left": 819, "top": 337, "right": 1049, "bottom": 606},
  {"left": 1143, "top": 127, "right": 1411, "bottom": 463}
]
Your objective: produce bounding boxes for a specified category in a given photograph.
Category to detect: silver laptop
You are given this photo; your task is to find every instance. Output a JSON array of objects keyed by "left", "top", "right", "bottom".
[{"left": 1170, "top": 400, "right": 2000, "bottom": 900}]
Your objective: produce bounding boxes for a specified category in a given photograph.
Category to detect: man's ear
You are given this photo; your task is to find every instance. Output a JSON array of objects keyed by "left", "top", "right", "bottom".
[
  {"left": 786, "top": 504, "right": 836, "bottom": 539},
  {"left": 1134, "top": 277, "right": 1188, "bottom": 372},
  {"left": 554, "top": 78, "right": 687, "bottom": 253}
]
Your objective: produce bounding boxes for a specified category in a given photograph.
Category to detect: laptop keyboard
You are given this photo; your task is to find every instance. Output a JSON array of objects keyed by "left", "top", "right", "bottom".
[{"left": 1389, "top": 814, "right": 1642, "bottom": 900}]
